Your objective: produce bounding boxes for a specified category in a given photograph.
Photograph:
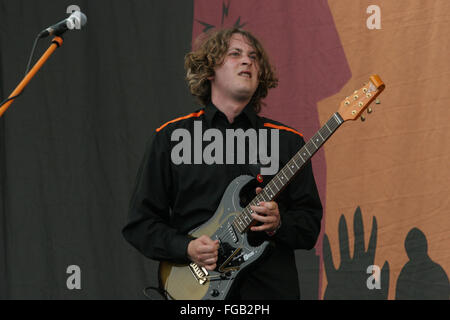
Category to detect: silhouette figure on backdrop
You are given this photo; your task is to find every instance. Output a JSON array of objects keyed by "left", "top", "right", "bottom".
[
  {"left": 323, "top": 207, "right": 390, "bottom": 299},
  {"left": 395, "top": 228, "right": 449, "bottom": 300}
]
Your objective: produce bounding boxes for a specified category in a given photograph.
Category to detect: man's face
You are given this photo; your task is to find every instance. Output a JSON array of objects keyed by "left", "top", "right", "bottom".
[{"left": 209, "top": 33, "right": 260, "bottom": 103}]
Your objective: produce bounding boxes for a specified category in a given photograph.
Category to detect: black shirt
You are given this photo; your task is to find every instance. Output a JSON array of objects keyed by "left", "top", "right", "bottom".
[{"left": 122, "top": 102, "right": 323, "bottom": 299}]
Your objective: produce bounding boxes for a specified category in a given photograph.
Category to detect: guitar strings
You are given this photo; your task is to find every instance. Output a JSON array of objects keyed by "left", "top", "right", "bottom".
[{"left": 204, "top": 114, "right": 344, "bottom": 270}]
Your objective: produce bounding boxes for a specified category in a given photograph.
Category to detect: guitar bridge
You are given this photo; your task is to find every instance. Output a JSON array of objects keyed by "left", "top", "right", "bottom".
[{"left": 188, "top": 263, "right": 208, "bottom": 285}]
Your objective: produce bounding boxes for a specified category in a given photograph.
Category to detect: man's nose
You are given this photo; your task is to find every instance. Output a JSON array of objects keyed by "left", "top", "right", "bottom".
[{"left": 241, "top": 54, "right": 253, "bottom": 65}]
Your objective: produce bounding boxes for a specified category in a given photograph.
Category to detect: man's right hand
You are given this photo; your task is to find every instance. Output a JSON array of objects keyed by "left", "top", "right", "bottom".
[{"left": 187, "top": 235, "right": 219, "bottom": 271}]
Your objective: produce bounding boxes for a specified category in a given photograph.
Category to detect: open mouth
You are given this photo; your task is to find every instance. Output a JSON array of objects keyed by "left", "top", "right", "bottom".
[{"left": 238, "top": 71, "right": 252, "bottom": 79}]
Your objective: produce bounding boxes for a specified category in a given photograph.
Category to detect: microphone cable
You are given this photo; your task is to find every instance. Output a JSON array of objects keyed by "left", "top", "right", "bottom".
[{"left": 0, "top": 32, "right": 43, "bottom": 108}]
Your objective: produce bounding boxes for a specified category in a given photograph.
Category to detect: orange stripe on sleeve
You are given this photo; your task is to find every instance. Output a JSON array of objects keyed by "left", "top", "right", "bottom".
[
  {"left": 263, "top": 123, "right": 303, "bottom": 137},
  {"left": 156, "top": 110, "right": 205, "bottom": 132}
]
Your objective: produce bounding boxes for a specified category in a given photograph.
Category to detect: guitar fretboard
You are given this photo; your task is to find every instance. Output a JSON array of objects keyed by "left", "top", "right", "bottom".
[{"left": 232, "top": 112, "right": 344, "bottom": 233}]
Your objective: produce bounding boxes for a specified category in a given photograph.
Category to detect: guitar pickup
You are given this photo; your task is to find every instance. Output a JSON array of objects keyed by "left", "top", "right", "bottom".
[{"left": 228, "top": 224, "right": 238, "bottom": 243}]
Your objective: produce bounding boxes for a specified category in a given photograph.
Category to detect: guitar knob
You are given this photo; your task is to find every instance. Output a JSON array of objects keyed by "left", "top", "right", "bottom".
[{"left": 211, "top": 289, "right": 220, "bottom": 297}]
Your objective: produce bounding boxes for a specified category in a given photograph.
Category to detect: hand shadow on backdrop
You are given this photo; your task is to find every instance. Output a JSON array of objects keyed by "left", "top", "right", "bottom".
[{"left": 322, "top": 207, "right": 390, "bottom": 299}]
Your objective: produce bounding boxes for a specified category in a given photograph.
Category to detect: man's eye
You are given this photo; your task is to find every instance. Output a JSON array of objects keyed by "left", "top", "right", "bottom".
[{"left": 230, "top": 52, "right": 240, "bottom": 56}]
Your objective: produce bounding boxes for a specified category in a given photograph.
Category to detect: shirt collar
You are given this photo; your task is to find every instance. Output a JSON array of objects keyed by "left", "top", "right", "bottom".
[{"left": 204, "top": 101, "right": 259, "bottom": 129}]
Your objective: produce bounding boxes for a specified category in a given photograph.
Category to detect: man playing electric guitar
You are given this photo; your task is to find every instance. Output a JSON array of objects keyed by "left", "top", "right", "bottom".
[{"left": 122, "top": 28, "right": 323, "bottom": 300}]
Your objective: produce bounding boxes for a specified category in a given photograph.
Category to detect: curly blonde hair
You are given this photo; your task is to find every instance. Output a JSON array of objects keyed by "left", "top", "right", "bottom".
[{"left": 184, "top": 28, "right": 278, "bottom": 114}]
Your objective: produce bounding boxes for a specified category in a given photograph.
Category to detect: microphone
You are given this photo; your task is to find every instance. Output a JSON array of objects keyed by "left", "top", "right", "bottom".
[{"left": 38, "top": 11, "right": 87, "bottom": 38}]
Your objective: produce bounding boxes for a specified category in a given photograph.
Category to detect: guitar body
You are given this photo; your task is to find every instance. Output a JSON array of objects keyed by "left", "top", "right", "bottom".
[{"left": 159, "top": 175, "right": 271, "bottom": 300}]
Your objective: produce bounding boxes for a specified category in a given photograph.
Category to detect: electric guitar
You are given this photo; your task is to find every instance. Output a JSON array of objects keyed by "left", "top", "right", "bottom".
[{"left": 159, "top": 75, "right": 386, "bottom": 300}]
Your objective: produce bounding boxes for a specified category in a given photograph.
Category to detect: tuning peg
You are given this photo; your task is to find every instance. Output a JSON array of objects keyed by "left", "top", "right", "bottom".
[
  {"left": 375, "top": 99, "right": 381, "bottom": 104},
  {"left": 361, "top": 115, "right": 366, "bottom": 122},
  {"left": 367, "top": 107, "right": 373, "bottom": 114}
]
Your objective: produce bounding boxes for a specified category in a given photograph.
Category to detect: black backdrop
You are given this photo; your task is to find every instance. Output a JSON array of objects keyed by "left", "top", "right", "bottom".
[{"left": 0, "top": 0, "right": 195, "bottom": 299}]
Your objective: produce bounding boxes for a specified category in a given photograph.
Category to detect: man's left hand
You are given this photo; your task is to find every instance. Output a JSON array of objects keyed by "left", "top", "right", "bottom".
[{"left": 250, "top": 187, "right": 281, "bottom": 233}]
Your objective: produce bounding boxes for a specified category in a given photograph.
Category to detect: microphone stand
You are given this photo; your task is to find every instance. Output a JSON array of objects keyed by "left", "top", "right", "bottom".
[{"left": 0, "top": 36, "right": 64, "bottom": 118}]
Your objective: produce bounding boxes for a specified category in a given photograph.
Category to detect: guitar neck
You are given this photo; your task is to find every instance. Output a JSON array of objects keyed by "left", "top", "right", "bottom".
[{"left": 232, "top": 112, "right": 344, "bottom": 233}]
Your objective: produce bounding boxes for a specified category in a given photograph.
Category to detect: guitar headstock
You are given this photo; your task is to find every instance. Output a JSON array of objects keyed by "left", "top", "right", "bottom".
[{"left": 337, "top": 75, "right": 385, "bottom": 122}]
